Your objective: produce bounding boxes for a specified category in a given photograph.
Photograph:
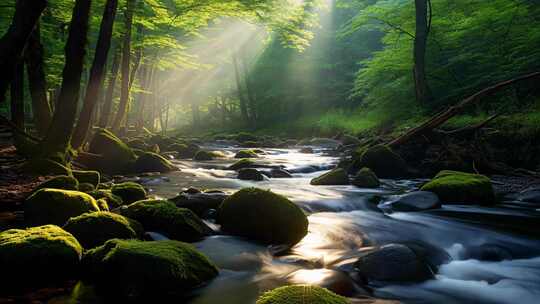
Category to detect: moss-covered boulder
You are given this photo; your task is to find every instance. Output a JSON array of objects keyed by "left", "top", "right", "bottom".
[
  {"left": 228, "top": 158, "right": 257, "bottom": 170},
  {"left": 63, "top": 212, "right": 143, "bottom": 249},
  {"left": 194, "top": 150, "right": 224, "bottom": 161},
  {"left": 235, "top": 150, "right": 259, "bottom": 159},
  {"left": 420, "top": 170, "right": 495, "bottom": 204},
  {"left": 22, "top": 158, "right": 72, "bottom": 176},
  {"left": 121, "top": 200, "right": 212, "bottom": 242},
  {"left": 0, "top": 225, "right": 82, "bottom": 287},
  {"left": 88, "top": 129, "right": 136, "bottom": 174},
  {"left": 96, "top": 198, "right": 110, "bottom": 211},
  {"left": 78, "top": 182, "right": 95, "bottom": 192},
  {"left": 35, "top": 175, "right": 79, "bottom": 191},
  {"left": 134, "top": 152, "right": 176, "bottom": 173},
  {"left": 218, "top": 188, "right": 308, "bottom": 246},
  {"left": 310, "top": 168, "right": 349, "bottom": 185},
  {"left": 172, "top": 142, "right": 200, "bottom": 159},
  {"left": 353, "top": 145, "right": 408, "bottom": 178},
  {"left": 88, "top": 189, "right": 124, "bottom": 208},
  {"left": 82, "top": 239, "right": 218, "bottom": 299},
  {"left": 352, "top": 167, "right": 380, "bottom": 188},
  {"left": 111, "top": 182, "right": 146, "bottom": 204},
  {"left": 256, "top": 285, "right": 348, "bottom": 304},
  {"left": 73, "top": 170, "right": 100, "bottom": 187},
  {"left": 25, "top": 189, "right": 100, "bottom": 226}
]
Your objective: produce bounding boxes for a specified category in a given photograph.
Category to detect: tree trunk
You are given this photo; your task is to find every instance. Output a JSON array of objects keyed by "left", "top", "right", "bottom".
[
  {"left": 232, "top": 54, "right": 249, "bottom": 125},
  {"left": 0, "top": 0, "right": 47, "bottom": 103},
  {"left": 40, "top": 0, "right": 92, "bottom": 161},
  {"left": 25, "top": 23, "right": 52, "bottom": 136},
  {"left": 413, "top": 0, "right": 433, "bottom": 104},
  {"left": 111, "top": 0, "right": 136, "bottom": 131},
  {"left": 98, "top": 47, "right": 120, "bottom": 128},
  {"left": 242, "top": 57, "right": 257, "bottom": 128},
  {"left": 10, "top": 59, "right": 25, "bottom": 130},
  {"left": 71, "top": 0, "right": 118, "bottom": 149},
  {"left": 191, "top": 102, "right": 200, "bottom": 127}
]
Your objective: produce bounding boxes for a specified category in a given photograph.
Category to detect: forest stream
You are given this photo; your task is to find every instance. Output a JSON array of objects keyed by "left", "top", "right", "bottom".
[{"left": 50, "top": 142, "right": 540, "bottom": 304}]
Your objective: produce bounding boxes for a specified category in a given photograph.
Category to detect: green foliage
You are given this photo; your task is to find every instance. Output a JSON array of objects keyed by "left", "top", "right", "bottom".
[{"left": 256, "top": 285, "right": 348, "bottom": 304}]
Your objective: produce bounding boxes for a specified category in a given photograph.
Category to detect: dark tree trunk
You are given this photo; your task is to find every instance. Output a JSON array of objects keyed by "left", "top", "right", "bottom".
[
  {"left": 40, "top": 0, "right": 92, "bottom": 161},
  {"left": 111, "top": 0, "right": 136, "bottom": 131},
  {"left": 72, "top": 0, "right": 118, "bottom": 149},
  {"left": 241, "top": 57, "right": 257, "bottom": 128},
  {"left": 25, "top": 23, "right": 52, "bottom": 136},
  {"left": 0, "top": 0, "right": 47, "bottom": 104},
  {"left": 98, "top": 47, "right": 120, "bottom": 128},
  {"left": 135, "top": 65, "right": 152, "bottom": 132},
  {"left": 413, "top": 0, "right": 433, "bottom": 104},
  {"left": 232, "top": 54, "right": 249, "bottom": 125},
  {"left": 10, "top": 59, "right": 25, "bottom": 130}
]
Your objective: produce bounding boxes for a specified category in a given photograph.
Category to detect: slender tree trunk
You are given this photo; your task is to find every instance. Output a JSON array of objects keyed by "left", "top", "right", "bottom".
[
  {"left": 25, "top": 23, "right": 52, "bottom": 136},
  {"left": 232, "top": 54, "right": 249, "bottom": 124},
  {"left": 241, "top": 57, "right": 257, "bottom": 128},
  {"left": 72, "top": 0, "right": 118, "bottom": 149},
  {"left": 164, "top": 102, "right": 169, "bottom": 134},
  {"left": 10, "top": 59, "right": 25, "bottom": 130},
  {"left": 98, "top": 47, "right": 120, "bottom": 128},
  {"left": 413, "top": 0, "right": 433, "bottom": 104},
  {"left": 0, "top": 0, "right": 47, "bottom": 103},
  {"left": 111, "top": 0, "right": 136, "bottom": 131},
  {"left": 191, "top": 102, "right": 200, "bottom": 127},
  {"left": 40, "top": 0, "right": 92, "bottom": 161}
]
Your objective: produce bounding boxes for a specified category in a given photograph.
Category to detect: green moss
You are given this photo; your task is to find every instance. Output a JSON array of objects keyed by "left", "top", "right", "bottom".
[
  {"left": 122, "top": 200, "right": 212, "bottom": 242},
  {"left": 310, "top": 168, "right": 350, "bottom": 185},
  {"left": 134, "top": 152, "right": 176, "bottom": 173},
  {"left": 111, "top": 182, "right": 146, "bottom": 204},
  {"left": 82, "top": 239, "right": 218, "bottom": 299},
  {"left": 256, "top": 285, "right": 348, "bottom": 304},
  {"left": 194, "top": 150, "right": 224, "bottom": 161},
  {"left": 229, "top": 158, "right": 256, "bottom": 170},
  {"left": 353, "top": 145, "right": 408, "bottom": 178},
  {"left": 25, "top": 189, "right": 101, "bottom": 226},
  {"left": 22, "top": 158, "right": 72, "bottom": 176},
  {"left": 73, "top": 170, "right": 101, "bottom": 187},
  {"left": 88, "top": 129, "right": 136, "bottom": 174},
  {"left": 0, "top": 225, "right": 82, "bottom": 287},
  {"left": 352, "top": 167, "right": 380, "bottom": 188},
  {"left": 35, "top": 175, "right": 79, "bottom": 191},
  {"left": 88, "top": 189, "right": 124, "bottom": 208},
  {"left": 421, "top": 170, "right": 495, "bottom": 204},
  {"left": 172, "top": 142, "right": 200, "bottom": 158},
  {"left": 235, "top": 150, "right": 259, "bottom": 159},
  {"left": 96, "top": 198, "right": 110, "bottom": 211},
  {"left": 64, "top": 212, "right": 143, "bottom": 249},
  {"left": 218, "top": 188, "right": 308, "bottom": 246}
]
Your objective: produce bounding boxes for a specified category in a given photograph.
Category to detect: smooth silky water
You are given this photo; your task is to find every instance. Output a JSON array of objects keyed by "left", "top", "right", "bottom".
[{"left": 55, "top": 143, "right": 540, "bottom": 304}]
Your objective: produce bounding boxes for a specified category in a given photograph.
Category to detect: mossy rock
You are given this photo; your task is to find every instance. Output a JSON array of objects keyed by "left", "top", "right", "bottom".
[
  {"left": 256, "top": 285, "right": 348, "bottom": 304},
  {"left": 88, "top": 129, "right": 136, "bottom": 174},
  {"left": 420, "top": 170, "right": 495, "bottom": 204},
  {"left": 353, "top": 145, "right": 408, "bottom": 178},
  {"left": 228, "top": 158, "right": 257, "bottom": 170},
  {"left": 111, "top": 182, "right": 146, "bottom": 204},
  {"left": 134, "top": 152, "right": 176, "bottom": 173},
  {"left": 96, "top": 198, "right": 110, "bottom": 211},
  {"left": 25, "top": 189, "right": 101, "bottom": 226},
  {"left": 126, "top": 138, "right": 149, "bottom": 150},
  {"left": 310, "top": 168, "right": 349, "bottom": 185},
  {"left": 64, "top": 212, "right": 143, "bottom": 249},
  {"left": 82, "top": 239, "right": 218, "bottom": 299},
  {"left": 352, "top": 167, "right": 380, "bottom": 188},
  {"left": 194, "top": 150, "right": 223, "bottom": 161},
  {"left": 235, "top": 150, "right": 259, "bottom": 159},
  {"left": 122, "top": 200, "right": 212, "bottom": 242},
  {"left": 78, "top": 182, "right": 96, "bottom": 192},
  {"left": 88, "top": 189, "right": 124, "bottom": 208},
  {"left": 0, "top": 225, "right": 82, "bottom": 287},
  {"left": 172, "top": 143, "right": 200, "bottom": 159},
  {"left": 35, "top": 175, "right": 79, "bottom": 191},
  {"left": 22, "top": 158, "right": 72, "bottom": 176},
  {"left": 73, "top": 170, "right": 100, "bottom": 187},
  {"left": 218, "top": 188, "right": 308, "bottom": 246},
  {"left": 238, "top": 168, "right": 265, "bottom": 181}
]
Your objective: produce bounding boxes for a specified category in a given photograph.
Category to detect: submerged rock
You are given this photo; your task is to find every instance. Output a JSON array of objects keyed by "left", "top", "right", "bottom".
[
  {"left": 421, "top": 170, "right": 495, "bottom": 204},
  {"left": 63, "top": 211, "right": 143, "bottom": 249},
  {"left": 25, "top": 189, "right": 100, "bottom": 226},
  {"left": 134, "top": 152, "right": 176, "bottom": 173},
  {"left": 218, "top": 188, "right": 308, "bottom": 246},
  {"left": 353, "top": 145, "right": 408, "bottom": 178},
  {"left": 382, "top": 191, "right": 441, "bottom": 212},
  {"left": 111, "top": 182, "right": 146, "bottom": 204},
  {"left": 256, "top": 285, "right": 348, "bottom": 304},
  {"left": 0, "top": 225, "right": 82, "bottom": 287},
  {"left": 238, "top": 168, "right": 265, "bottom": 181},
  {"left": 122, "top": 199, "right": 212, "bottom": 242},
  {"left": 72, "top": 170, "right": 101, "bottom": 187},
  {"left": 352, "top": 167, "right": 380, "bottom": 188},
  {"left": 35, "top": 175, "right": 79, "bottom": 191},
  {"left": 82, "top": 239, "right": 218, "bottom": 300},
  {"left": 354, "top": 243, "right": 433, "bottom": 283},
  {"left": 310, "top": 168, "right": 349, "bottom": 185}
]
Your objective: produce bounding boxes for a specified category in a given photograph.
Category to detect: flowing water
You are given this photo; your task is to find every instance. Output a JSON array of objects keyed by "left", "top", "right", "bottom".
[{"left": 58, "top": 143, "right": 540, "bottom": 304}]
